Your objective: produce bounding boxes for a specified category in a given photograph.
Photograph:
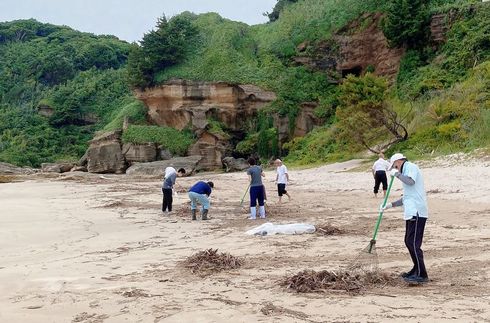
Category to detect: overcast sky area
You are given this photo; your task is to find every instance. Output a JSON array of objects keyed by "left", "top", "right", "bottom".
[{"left": 0, "top": 0, "right": 278, "bottom": 42}]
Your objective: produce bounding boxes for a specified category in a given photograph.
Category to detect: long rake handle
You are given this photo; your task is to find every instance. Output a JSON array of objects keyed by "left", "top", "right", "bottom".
[
  {"left": 239, "top": 184, "right": 251, "bottom": 206},
  {"left": 369, "top": 175, "right": 395, "bottom": 252}
]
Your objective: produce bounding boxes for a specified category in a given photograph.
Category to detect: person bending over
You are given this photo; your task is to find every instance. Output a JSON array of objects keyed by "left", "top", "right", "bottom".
[{"left": 188, "top": 181, "right": 214, "bottom": 221}]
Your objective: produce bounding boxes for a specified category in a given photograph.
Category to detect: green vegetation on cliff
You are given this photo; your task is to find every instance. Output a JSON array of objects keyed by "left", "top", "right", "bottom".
[
  {"left": 0, "top": 19, "right": 137, "bottom": 166},
  {"left": 1, "top": 0, "right": 488, "bottom": 168},
  {"left": 126, "top": 0, "right": 489, "bottom": 165},
  {"left": 122, "top": 125, "right": 194, "bottom": 156}
]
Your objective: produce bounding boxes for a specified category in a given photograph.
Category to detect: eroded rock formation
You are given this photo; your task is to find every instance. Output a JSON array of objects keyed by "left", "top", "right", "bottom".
[
  {"left": 274, "top": 102, "right": 324, "bottom": 144},
  {"left": 294, "top": 13, "right": 405, "bottom": 82},
  {"left": 86, "top": 130, "right": 126, "bottom": 174},
  {"left": 135, "top": 80, "right": 276, "bottom": 131},
  {"left": 0, "top": 162, "right": 37, "bottom": 175},
  {"left": 125, "top": 156, "right": 203, "bottom": 177},
  {"left": 122, "top": 143, "right": 158, "bottom": 163},
  {"left": 135, "top": 80, "right": 277, "bottom": 169},
  {"left": 41, "top": 162, "right": 75, "bottom": 173}
]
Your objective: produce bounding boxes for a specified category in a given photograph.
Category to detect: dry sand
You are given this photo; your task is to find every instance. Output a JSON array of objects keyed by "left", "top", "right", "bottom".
[{"left": 0, "top": 155, "right": 489, "bottom": 322}]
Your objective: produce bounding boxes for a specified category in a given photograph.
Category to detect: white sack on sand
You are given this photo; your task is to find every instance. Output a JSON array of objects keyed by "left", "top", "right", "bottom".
[{"left": 245, "top": 222, "right": 316, "bottom": 236}]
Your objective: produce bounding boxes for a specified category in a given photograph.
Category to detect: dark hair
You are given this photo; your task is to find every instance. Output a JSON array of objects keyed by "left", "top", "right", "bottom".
[
  {"left": 207, "top": 181, "right": 214, "bottom": 188},
  {"left": 177, "top": 168, "right": 186, "bottom": 174},
  {"left": 248, "top": 157, "right": 256, "bottom": 165}
]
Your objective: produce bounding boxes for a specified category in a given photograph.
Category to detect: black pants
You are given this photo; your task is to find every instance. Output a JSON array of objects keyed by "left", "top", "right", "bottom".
[
  {"left": 162, "top": 188, "right": 173, "bottom": 212},
  {"left": 277, "top": 183, "right": 287, "bottom": 196},
  {"left": 373, "top": 170, "right": 387, "bottom": 194},
  {"left": 404, "top": 215, "right": 428, "bottom": 278}
]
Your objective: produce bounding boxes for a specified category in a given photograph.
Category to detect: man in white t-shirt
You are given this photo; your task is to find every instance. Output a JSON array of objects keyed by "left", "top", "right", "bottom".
[
  {"left": 372, "top": 152, "right": 390, "bottom": 198},
  {"left": 274, "top": 159, "right": 291, "bottom": 203}
]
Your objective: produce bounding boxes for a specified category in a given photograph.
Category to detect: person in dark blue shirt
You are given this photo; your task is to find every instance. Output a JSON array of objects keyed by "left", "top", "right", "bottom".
[{"left": 188, "top": 181, "right": 214, "bottom": 220}]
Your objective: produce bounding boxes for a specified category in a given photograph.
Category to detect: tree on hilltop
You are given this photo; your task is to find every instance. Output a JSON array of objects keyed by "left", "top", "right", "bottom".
[
  {"left": 381, "top": 0, "right": 430, "bottom": 48},
  {"left": 336, "top": 73, "right": 408, "bottom": 153},
  {"left": 126, "top": 13, "right": 198, "bottom": 89}
]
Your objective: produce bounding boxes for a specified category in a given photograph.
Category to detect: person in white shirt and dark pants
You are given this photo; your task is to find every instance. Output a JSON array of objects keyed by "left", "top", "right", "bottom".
[
  {"left": 372, "top": 152, "right": 390, "bottom": 198},
  {"left": 274, "top": 159, "right": 291, "bottom": 203}
]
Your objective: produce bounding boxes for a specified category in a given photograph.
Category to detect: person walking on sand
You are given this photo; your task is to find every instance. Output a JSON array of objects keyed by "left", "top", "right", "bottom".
[
  {"left": 188, "top": 180, "right": 214, "bottom": 221},
  {"left": 372, "top": 152, "right": 390, "bottom": 198},
  {"left": 274, "top": 159, "right": 291, "bottom": 203},
  {"left": 162, "top": 167, "right": 186, "bottom": 214},
  {"left": 247, "top": 157, "right": 266, "bottom": 219},
  {"left": 380, "top": 153, "right": 429, "bottom": 284}
]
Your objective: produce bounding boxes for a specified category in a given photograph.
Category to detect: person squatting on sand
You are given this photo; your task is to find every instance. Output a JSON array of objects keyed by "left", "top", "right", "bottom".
[
  {"left": 188, "top": 180, "right": 214, "bottom": 221},
  {"left": 274, "top": 159, "right": 291, "bottom": 203},
  {"left": 380, "top": 153, "right": 429, "bottom": 284},
  {"left": 162, "top": 167, "right": 186, "bottom": 214},
  {"left": 247, "top": 157, "right": 266, "bottom": 219},
  {"left": 372, "top": 152, "right": 390, "bottom": 198}
]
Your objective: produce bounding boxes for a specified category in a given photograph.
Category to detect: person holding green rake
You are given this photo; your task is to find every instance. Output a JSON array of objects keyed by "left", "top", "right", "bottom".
[
  {"left": 380, "top": 153, "right": 429, "bottom": 284},
  {"left": 246, "top": 157, "right": 266, "bottom": 220}
]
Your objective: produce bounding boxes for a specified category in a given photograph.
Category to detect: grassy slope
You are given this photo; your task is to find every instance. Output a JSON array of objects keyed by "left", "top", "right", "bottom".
[
  {"left": 1, "top": 0, "right": 488, "bottom": 167},
  {"left": 153, "top": 0, "right": 489, "bottom": 165},
  {"left": 0, "top": 20, "right": 145, "bottom": 166}
]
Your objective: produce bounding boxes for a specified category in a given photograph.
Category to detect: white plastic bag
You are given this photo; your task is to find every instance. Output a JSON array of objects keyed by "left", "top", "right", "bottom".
[{"left": 245, "top": 222, "right": 316, "bottom": 236}]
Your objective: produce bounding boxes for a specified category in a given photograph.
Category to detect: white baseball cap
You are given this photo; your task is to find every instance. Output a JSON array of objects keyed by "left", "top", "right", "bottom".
[{"left": 389, "top": 153, "right": 406, "bottom": 169}]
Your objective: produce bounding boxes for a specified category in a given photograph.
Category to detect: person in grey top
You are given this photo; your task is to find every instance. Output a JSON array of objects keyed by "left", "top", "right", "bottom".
[
  {"left": 162, "top": 167, "right": 186, "bottom": 214},
  {"left": 247, "top": 157, "right": 266, "bottom": 219}
]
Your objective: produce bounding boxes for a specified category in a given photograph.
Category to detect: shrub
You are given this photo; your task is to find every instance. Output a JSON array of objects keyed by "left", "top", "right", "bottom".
[
  {"left": 381, "top": 0, "right": 430, "bottom": 48},
  {"left": 236, "top": 133, "right": 259, "bottom": 155},
  {"left": 207, "top": 119, "right": 230, "bottom": 139},
  {"left": 122, "top": 125, "right": 194, "bottom": 156},
  {"left": 104, "top": 99, "right": 147, "bottom": 131},
  {"left": 283, "top": 127, "right": 354, "bottom": 166},
  {"left": 390, "top": 61, "right": 490, "bottom": 157}
]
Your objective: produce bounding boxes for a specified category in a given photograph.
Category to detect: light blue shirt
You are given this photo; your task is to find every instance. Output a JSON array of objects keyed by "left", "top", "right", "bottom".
[{"left": 400, "top": 162, "right": 428, "bottom": 220}]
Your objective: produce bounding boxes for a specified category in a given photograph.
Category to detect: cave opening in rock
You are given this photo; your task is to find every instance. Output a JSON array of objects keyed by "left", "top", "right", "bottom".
[{"left": 341, "top": 66, "right": 363, "bottom": 78}]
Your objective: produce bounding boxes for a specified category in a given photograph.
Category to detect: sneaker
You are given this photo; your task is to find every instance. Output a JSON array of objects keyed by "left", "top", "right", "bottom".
[
  {"left": 404, "top": 275, "right": 429, "bottom": 284},
  {"left": 400, "top": 271, "right": 414, "bottom": 278},
  {"left": 247, "top": 216, "right": 257, "bottom": 220}
]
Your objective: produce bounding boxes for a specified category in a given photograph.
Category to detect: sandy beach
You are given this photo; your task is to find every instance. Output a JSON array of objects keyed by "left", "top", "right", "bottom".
[{"left": 1, "top": 155, "right": 489, "bottom": 322}]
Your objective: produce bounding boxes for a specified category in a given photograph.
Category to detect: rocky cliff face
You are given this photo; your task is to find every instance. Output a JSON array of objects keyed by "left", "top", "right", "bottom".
[
  {"left": 274, "top": 102, "right": 324, "bottom": 145},
  {"left": 294, "top": 13, "right": 404, "bottom": 82},
  {"left": 294, "top": 11, "right": 459, "bottom": 82},
  {"left": 335, "top": 13, "right": 405, "bottom": 80},
  {"left": 135, "top": 80, "right": 277, "bottom": 169},
  {"left": 430, "top": 10, "right": 461, "bottom": 46},
  {"left": 86, "top": 130, "right": 126, "bottom": 174},
  {"left": 135, "top": 80, "right": 276, "bottom": 131}
]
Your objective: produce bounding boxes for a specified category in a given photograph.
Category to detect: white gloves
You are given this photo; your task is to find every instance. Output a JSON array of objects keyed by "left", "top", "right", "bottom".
[
  {"left": 379, "top": 202, "right": 392, "bottom": 212},
  {"left": 390, "top": 169, "right": 399, "bottom": 177}
]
